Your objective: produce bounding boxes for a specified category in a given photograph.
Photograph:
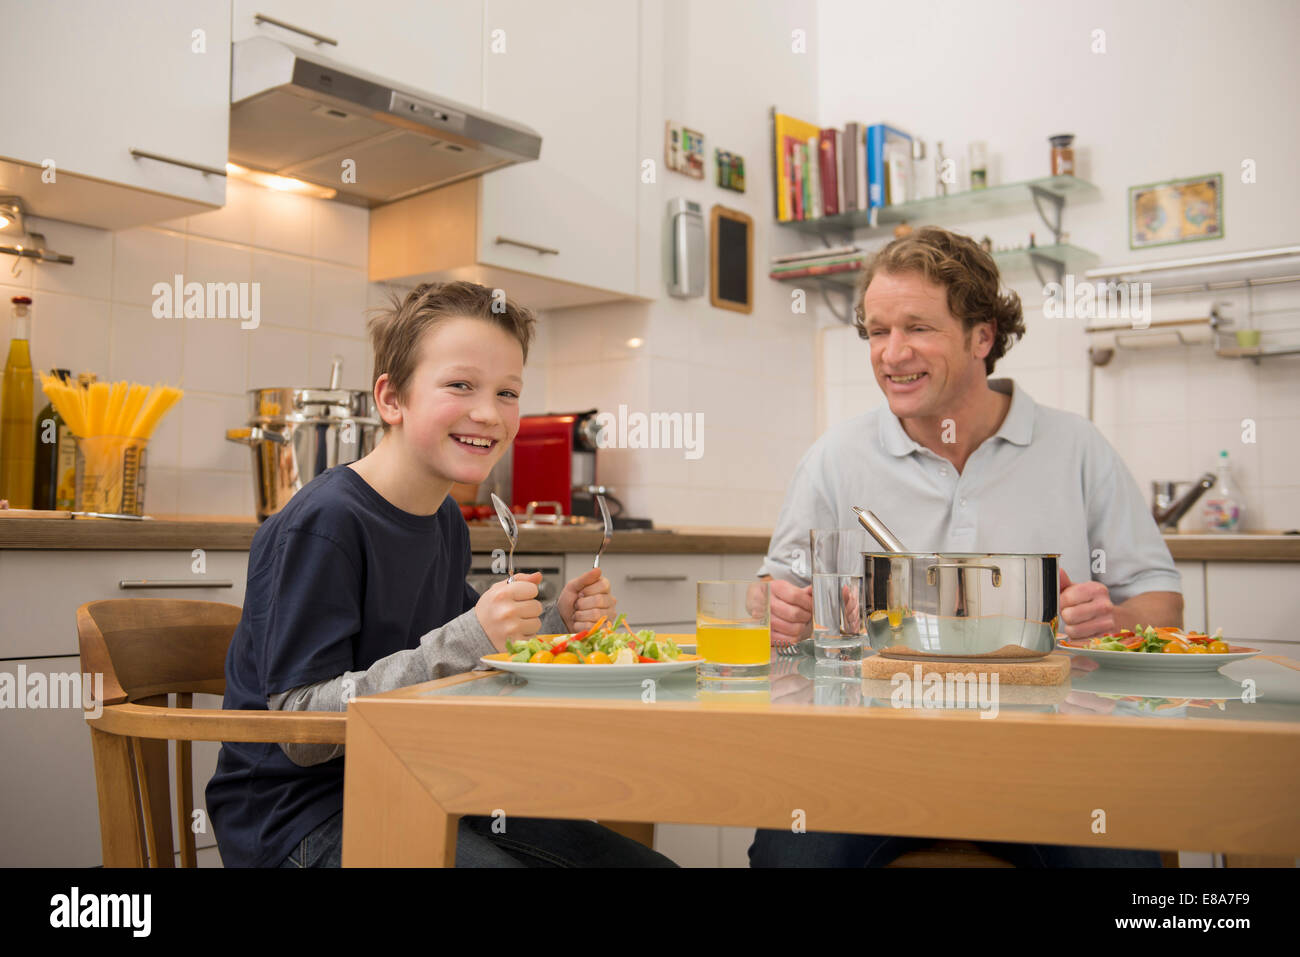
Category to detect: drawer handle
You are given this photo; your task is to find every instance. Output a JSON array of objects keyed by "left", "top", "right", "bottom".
[
  {"left": 129, "top": 149, "right": 228, "bottom": 177},
  {"left": 119, "top": 579, "right": 234, "bottom": 589},
  {"left": 253, "top": 13, "right": 339, "bottom": 46},
  {"left": 624, "top": 575, "right": 689, "bottom": 582},
  {"left": 495, "top": 236, "right": 560, "bottom": 256}
]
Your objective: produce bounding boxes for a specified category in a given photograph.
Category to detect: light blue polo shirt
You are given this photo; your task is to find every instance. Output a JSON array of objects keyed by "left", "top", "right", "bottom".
[{"left": 758, "top": 378, "right": 1181, "bottom": 604}]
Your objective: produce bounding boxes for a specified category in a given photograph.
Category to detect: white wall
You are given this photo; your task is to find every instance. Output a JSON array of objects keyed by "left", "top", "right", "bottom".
[
  {"left": 814, "top": 0, "right": 1300, "bottom": 532},
  {"left": 1, "top": 181, "right": 391, "bottom": 517},
  {"left": 537, "top": 0, "right": 822, "bottom": 528}
]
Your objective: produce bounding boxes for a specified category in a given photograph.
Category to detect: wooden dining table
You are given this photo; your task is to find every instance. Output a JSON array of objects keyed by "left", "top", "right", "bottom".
[{"left": 340, "top": 650, "right": 1300, "bottom": 867}]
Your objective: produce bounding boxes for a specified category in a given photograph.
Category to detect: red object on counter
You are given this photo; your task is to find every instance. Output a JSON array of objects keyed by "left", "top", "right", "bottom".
[{"left": 511, "top": 414, "right": 579, "bottom": 514}]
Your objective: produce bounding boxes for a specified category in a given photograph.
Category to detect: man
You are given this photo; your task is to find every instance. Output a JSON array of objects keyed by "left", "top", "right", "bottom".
[{"left": 750, "top": 227, "right": 1180, "bottom": 867}]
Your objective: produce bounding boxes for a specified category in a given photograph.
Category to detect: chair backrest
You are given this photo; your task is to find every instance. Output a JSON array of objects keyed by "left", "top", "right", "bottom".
[{"left": 77, "top": 598, "right": 243, "bottom": 867}]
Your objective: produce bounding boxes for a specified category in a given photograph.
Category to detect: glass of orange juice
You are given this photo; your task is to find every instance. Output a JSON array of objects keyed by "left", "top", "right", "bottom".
[{"left": 696, "top": 580, "right": 770, "bottom": 679}]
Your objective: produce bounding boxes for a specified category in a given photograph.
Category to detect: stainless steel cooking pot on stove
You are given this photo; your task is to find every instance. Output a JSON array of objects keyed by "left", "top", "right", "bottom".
[
  {"left": 227, "top": 365, "right": 381, "bottom": 520},
  {"left": 855, "top": 508, "right": 1060, "bottom": 661}
]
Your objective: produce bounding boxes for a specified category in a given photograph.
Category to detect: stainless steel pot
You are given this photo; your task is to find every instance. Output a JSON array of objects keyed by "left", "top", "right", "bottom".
[
  {"left": 226, "top": 386, "right": 381, "bottom": 521},
  {"left": 863, "top": 552, "right": 1060, "bottom": 661}
]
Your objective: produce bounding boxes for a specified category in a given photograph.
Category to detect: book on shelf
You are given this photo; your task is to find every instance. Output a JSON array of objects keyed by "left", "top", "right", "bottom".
[
  {"left": 771, "top": 109, "right": 822, "bottom": 222},
  {"left": 866, "top": 124, "right": 913, "bottom": 209},
  {"left": 806, "top": 135, "right": 821, "bottom": 219},
  {"left": 819, "top": 129, "right": 839, "bottom": 218},
  {"left": 770, "top": 244, "right": 861, "bottom": 265},
  {"left": 769, "top": 259, "right": 865, "bottom": 281},
  {"left": 842, "top": 123, "right": 859, "bottom": 212}
]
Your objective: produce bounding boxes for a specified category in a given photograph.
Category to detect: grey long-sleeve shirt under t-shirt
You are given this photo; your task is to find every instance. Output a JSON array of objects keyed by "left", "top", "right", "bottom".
[{"left": 268, "top": 602, "right": 566, "bottom": 765}]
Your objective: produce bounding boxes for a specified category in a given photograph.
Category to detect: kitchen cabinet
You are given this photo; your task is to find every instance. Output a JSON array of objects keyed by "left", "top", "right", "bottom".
[
  {"left": 477, "top": 0, "right": 639, "bottom": 295},
  {"left": 0, "top": 549, "right": 249, "bottom": 659},
  {"left": 368, "top": 0, "right": 643, "bottom": 308},
  {"left": 0, "top": 654, "right": 222, "bottom": 867},
  {"left": 1175, "top": 561, "right": 1206, "bottom": 633},
  {"left": 1206, "top": 562, "right": 1300, "bottom": 653},
  {"left": 232, "top": 0, "right": 484, "bottom": 107},
  {"left": 0, "top": 0, "right": 230, "bottom": 230},
  {"left": 593, "top": 553, "right": 721, "bottom": 625}
]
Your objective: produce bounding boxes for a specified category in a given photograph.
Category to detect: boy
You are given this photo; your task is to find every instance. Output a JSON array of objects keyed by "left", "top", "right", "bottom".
[{"left": 207, "top": 281, "right": 674, "bottom": 867}]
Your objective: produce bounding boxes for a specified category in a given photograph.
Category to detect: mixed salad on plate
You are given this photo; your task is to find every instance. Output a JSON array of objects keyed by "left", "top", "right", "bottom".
[
  {"left": 1070, "top": 625, "right": 1233, "bottom": 654},
  {"left": 502, "top": 613, "right": 687, "bottom": 665}
]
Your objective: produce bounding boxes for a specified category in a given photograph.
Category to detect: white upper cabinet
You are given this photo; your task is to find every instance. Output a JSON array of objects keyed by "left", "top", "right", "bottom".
[
  {"left": 0, "top": 0, "right": 230, "bottom": 228},
  {"left": 233, "top": 0, "right": 484, "bottom": 107},
  {"left": 477, "top": 0, "right": 639, "bottom": 296}
]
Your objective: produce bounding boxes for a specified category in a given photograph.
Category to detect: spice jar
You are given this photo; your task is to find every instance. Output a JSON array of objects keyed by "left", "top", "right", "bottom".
[{"left": 1050, "top": 134, "right": 1075, "bottom": 176}]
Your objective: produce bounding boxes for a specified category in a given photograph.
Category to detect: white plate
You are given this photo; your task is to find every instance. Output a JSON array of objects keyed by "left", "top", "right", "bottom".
[
  {"left": 1058, "top": 639, "right": 1260, "bottom": 672},
  {"left": 479, "top": 656, "right": 701, "bottom": 685}
]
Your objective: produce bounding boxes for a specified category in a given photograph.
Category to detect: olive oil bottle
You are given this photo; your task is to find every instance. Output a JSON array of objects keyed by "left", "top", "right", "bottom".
[
  {"left": 33, "top": 368, "right": 75, "bottom": 510},
  {"left": 1, "top": 295, "right": 35, "bottom": 508}
]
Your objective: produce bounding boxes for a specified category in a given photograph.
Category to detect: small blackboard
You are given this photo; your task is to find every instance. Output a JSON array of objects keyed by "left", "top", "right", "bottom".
[{"left": 710, "top": 205, "right": 753, "bottom": 314}]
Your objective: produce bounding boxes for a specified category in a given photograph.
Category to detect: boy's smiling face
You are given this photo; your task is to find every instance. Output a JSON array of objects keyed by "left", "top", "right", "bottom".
[{"left": 390, "top": 316, "right": 523, "bottom": 485}]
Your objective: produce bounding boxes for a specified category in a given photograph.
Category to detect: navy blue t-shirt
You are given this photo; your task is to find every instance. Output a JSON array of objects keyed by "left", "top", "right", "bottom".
[{"left": 205, "top": 464, "right": 480, "bottom": 867}]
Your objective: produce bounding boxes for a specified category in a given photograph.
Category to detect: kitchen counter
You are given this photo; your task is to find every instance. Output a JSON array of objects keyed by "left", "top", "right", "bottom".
[{"left": 1, "top": 513, "right": 1298, "bottom": 560}]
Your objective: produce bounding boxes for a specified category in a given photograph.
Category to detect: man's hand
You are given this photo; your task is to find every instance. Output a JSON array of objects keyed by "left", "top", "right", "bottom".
[
  {"left": 1058, "top": 568, "right": 1116, "bottom": 639},
  {"left": 557, "top": 566, "right": 615, "bottom": 633},
  {"left": 475, "top": 571, "right": 544, "bottom": 652},
  {"left": 765, "top": 577, "right": 813, "bottom": 646}
]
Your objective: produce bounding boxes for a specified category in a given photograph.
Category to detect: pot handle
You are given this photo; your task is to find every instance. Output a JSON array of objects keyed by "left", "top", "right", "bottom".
[
  {"left": 226, "top": 426, "right": 289, "bottom": 445},
  {"left": 926, "top": 562, "right": 1002, "bottom": 587}
]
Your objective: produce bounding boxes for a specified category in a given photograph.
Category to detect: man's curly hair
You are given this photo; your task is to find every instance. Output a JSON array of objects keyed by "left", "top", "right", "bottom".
[{"left": 853, "top": 226, "right": 1025, "bottom": 374}]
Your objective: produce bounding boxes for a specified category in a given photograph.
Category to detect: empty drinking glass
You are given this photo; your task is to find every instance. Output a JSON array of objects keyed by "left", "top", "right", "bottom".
[{"left": 810, "top": 528, "right": 871, "bottom": 661}]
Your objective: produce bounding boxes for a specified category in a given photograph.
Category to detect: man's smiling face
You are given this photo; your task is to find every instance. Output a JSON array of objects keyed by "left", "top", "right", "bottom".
[
  {"left": 861, "top": 269, "right": 993, "bottom": 421},
  {"left": 395, "top": 316, "right": 523, "bottom": 485}
]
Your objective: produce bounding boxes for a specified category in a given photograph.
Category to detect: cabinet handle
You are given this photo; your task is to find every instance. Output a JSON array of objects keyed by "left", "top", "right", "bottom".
[
  {"left": 129, "top": 149, "right": 227, "bottom": 177},
  {"left": 495, "top": 236, "right": 560, "bottom": 256},
  {"left": 253, "top": 13, "right": 339, "bottom": 46},
  {"left": 624, "top": 575, "right": 689, "bottom": 582},
  {"left": 119, "top": 579, "right": 234, "bottom": 589}
]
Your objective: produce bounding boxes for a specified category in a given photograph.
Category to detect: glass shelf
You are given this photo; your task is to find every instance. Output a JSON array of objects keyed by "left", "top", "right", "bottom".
[
  {"left": 778, "top": 175, "right": 1100, "bottom": 236},
  {"left": 767, "top": 244, "right": 1098, "bottom": 289}
]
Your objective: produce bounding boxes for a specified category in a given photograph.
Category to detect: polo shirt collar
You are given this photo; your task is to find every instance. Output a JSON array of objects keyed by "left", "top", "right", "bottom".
[{"left": 877, "top": 377, "right": 1035, "bottom": 457}]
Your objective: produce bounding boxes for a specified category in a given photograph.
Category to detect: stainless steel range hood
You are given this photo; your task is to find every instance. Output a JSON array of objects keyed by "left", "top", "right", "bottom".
[{"left": 230, "top": 37, "right": 541, "bottom": 207}]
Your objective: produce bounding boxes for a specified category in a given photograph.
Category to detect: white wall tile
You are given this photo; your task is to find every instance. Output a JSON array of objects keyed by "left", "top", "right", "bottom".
[
  {"left": 187, "top": 180, "right": 258, "bottom": 246},
  {"left": 30, "top": 218, "right": 113, "bottom": 301},
  {"left": 252, "top": 252, "right": 311, "bottom": 330},
  {"left": 306, "top": 333, "right": 370, "bottom": 391},
  {"left": 179, "top": 394, "right": 249, "bottom": 471},
  {"left": 146, "top": 408, "right": 182, "bottom": 471},
  {"left": 112, "top": 228, "right": 184, "bottom": 307},
  {"left": 182, "top": 317, "right": 248, "bottom": 396},
  {"left": 1256, "top": 417, "right": 1300, "bottom": 489},
  {"left": 247, "top": 325, "right": 311, "bottom": 389},
  {"left": 145, "top": 466, "right": 179, "bottom": 516},
  {"left": 311, "top": 199, "right": 368, "bottom": 268},
  {"left": 26, "top": 293, "right": 111, "bottom": 381},
  {"left": 310, "top": 263, "right": 368, "bottom": 338},
  {"left": 251, "top": 188, "right": 313, "bottom": 257},
  {"left": 109, "top": 302, "right": 183, "bottom": 387},
  {"left": 177, "top": 470, "right": 249, "bottom": 517},
  {"left": 186, "top": 236, "right": 253, "bottom": 288}
]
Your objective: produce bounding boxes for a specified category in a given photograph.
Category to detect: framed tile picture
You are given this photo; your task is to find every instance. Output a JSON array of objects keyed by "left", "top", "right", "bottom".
[{"left": 1129, "top": 173, "right": 1223, "bottom": 249}]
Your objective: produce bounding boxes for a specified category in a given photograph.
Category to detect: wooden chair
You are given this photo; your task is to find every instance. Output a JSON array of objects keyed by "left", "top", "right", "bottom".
[{"left": 77, "top": 599, "right": 346, "bottom": 867}]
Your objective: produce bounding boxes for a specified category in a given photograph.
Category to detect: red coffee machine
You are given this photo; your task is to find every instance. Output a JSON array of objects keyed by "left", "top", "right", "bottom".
[{"left": 510, "top": 410, "right": 604, "bottom": 519}]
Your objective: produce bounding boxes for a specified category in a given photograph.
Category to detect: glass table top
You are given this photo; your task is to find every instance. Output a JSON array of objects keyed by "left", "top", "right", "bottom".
[{"left": 420, "top": 651, "right": 1300, "bottom": 726}]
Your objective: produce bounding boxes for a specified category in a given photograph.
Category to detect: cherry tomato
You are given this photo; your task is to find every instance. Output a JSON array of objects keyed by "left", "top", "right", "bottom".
[
  {"left": 1162, "top": 641, "right": 1188, "bottom": 654},
  {"left": 582, "top": 651, "right": 612, "bottom": 665},
  {"left": 553, "top": 652, "right": 580, "bottom": 664},
  {"left": 528, "top": 650, "right": 555, "bottom": 664},
  {"left": 1207, "top": 640, "right": 1230, "bottom": 654}
]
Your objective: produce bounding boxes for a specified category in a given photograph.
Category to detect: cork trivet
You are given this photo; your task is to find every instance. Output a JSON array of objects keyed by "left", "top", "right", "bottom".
[{"left": 862, "top": 651, "right": 1072, "bottom": 686}]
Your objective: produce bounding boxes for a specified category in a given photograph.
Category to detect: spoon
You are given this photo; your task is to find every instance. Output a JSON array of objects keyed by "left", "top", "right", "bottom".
[
  {"left": 594, "top": 494, "right": 612, "bottom": 569},
  {"left": 490, "top": 492, "right": 518, "bottom": 582},
  {"left": 852, "top": 506, "right": 907, "bottom": 553}
]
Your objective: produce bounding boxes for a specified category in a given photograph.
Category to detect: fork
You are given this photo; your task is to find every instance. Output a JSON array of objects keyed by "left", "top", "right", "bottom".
[
  {"left": 594, "top": 494, "right": 612, "bottom": 569},
  {"left": 776, "top": 638, "right": 813, "bottom": 657}
]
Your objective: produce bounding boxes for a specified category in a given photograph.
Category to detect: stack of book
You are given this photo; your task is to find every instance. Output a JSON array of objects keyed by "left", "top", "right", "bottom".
[
  {"left": 768, "top": 245, "right": 866, "bottom": 281},
  {"left": 771, "top": 109, "right": 914, "bottom": 222}
]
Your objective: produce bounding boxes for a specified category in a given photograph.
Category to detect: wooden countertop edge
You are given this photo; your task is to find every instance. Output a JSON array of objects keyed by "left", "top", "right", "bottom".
[{"left": 1, "top": 515, "right": 1298, "bottom": 559}]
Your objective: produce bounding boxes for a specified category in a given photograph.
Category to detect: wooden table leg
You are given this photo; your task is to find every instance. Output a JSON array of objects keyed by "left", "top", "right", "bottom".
[
  {"left": 600, "top": 821, "right": 656, "bottom": 850},
  {"left": 342, "top": 706, "right": 458, "bottom": 867}
]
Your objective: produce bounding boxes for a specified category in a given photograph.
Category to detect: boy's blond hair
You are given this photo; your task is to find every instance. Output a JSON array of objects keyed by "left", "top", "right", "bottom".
[{"left": 365, "top": 281, "right": 536, "bottom": 432}]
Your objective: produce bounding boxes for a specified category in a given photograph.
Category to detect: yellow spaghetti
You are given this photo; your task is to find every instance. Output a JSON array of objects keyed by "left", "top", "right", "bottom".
[{"left": 37, "top": 373, "right": 184, "bottom": 514}]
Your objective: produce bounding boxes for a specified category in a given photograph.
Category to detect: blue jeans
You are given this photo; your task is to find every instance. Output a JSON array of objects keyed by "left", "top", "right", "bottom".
[
  {"left": 279, "top": 810, "right": 676, "bottom": 868},
  {"left": 748, "top": 829, "right": 1162, "bottom": 867}
]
